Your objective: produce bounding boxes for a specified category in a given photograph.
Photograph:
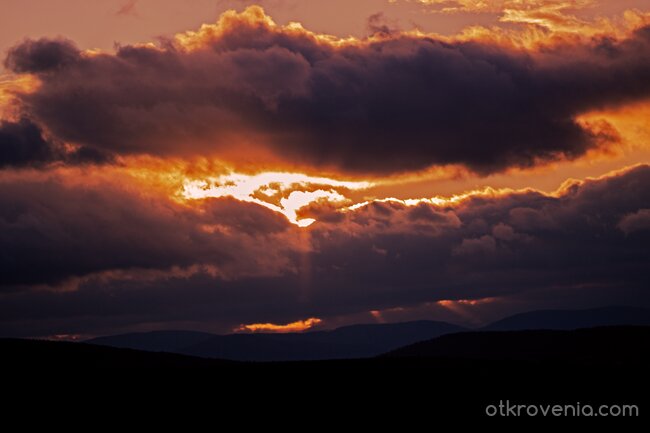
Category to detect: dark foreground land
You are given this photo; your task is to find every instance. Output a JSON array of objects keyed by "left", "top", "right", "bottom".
[
  {"left": 3, "top": 325, "right": 649, "bottom": 369},
  {"left": 1, "top": 326, "right": 648, "bottom": 421}
]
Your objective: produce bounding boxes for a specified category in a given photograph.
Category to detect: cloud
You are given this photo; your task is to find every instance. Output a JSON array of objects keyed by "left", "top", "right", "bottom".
[
  {"left": 0, "top": 118, "right": 61, "bottom": 168},
  {"left": 366, "top": 12, "right": 401, "bottom": 36},
  {"left": 618, "top": 209, "right": 650, "bottom": 234},
  {"left": 116, "top": 0, "right": 139, "bottom": 17},
  {"left": 0, "top": 164, "right": 647, "bottom": 337},
  {"left": 4, "top": 38, "right": 80, "bottom": 73},
  {"left": 0, "top": 172, "right": 292, "bottom": 288},
  {"left": 1, "top": 6, "right": 648, "bottom": 337},
  {"left": 234, "top": 317, "right": 322, "bottom": 333},
  {"left": 182, "top": 171, "right": 370, "bottom": 227},
  {"left": 4, "top": 7, "right": 650, "bottom": 175},
  {"left": 0, "top": 117, "right": 109, "bottom": 168},
  {"left": 452, "top": 235, "right": 497, "bottom": 256}
]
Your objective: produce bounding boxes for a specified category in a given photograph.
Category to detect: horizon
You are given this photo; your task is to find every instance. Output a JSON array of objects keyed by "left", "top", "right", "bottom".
[{"left": 40, "top": 305, "right": 649, "bottom": 342}]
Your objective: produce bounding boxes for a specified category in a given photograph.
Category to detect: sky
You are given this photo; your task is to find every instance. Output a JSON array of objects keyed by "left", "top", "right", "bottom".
[{"left": 0, "top": 0, "right": 649, "bottom": 338}]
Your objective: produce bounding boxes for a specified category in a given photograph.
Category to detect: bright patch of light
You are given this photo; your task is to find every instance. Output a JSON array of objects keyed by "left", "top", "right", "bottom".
[
  {"left": 182, "top": 171, "right": 372, "bottom": 227},
  {"left": 234, "top": 317, "right": 322, "bottom": 333},
  {"left": 342, "top": 187, "right": 516, "bottom": 212}
]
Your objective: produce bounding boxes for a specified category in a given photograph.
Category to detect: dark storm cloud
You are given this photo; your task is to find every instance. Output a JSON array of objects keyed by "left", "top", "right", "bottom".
[
  {"left": 0, "top": 118, "right": 59, "bottom": 168},
  {"left": 4, "top": 38, "right": 80, "bottom": 73},
  {"left": 618, "top": 209, "right": 650, "bottom": 234},
  {"left": 0, "top": 165, "right": 648, "bottom": 336},
  {"left": 0, "top": 117, "right": 108, "bottom": 168},
  {"left": 0, "top": 177, "right": 290, "bottom": 287},
  {"left": 5, "top": 7, "right": 650, "bottom": 174}
]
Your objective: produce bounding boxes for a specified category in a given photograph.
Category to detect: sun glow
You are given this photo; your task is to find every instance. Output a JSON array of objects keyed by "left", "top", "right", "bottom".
[
  {"left": 344, "top": 186, "right": 522, "bottom": 212},
  {"left": 182, "top": 171, "right": 372, "bottom": 227},
  {"left": 179, "top": 169, "right": 545, "bottom": 227}
]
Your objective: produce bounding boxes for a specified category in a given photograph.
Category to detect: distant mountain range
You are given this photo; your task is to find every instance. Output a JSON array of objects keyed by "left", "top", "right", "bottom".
[
  {"left": 88, "top": 320, "right": 464, "bottom": 361},
  {"left": 483, "top": 306, "right": 650, "bottom": 331},
  {"left": 2, "top": 325, "right": 649, "bottom": 369},
  {"left": 86, "top": 306, "right": 650, "bottom": 362}
]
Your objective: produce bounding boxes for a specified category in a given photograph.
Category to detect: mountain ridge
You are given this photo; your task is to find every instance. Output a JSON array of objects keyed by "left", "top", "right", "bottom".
[
  {"left": 87, "top": 320, "right": 464, "bottom": 361},
  {"left": 483, "top": 306, "right": 650, "bottom": 331},
  {"left": 85, "top": 306, "right": 650, "bottom": 361}
]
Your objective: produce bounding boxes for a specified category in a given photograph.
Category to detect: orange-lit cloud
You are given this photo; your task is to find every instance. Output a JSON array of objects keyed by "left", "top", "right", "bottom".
[
  {"left": 0, "top": 74, "right": 39, "bottom": 120},
  {"left": 398, "top": 0, "right": 650, "bottom": 49},
  {"left": 6, "top": 6, "right": 650, "bottom": 176},
  {"left": 182, "top": 171, "right": 371, "bottom": 226},
  {"left": 366, "top": 296, "right": 500, "bottom": 327},
  {"left": 235, "top": 317, "right": 322, "bottom": 333},
  {"left": 399, "top": 0, "right": 648, "bottom": 32},
  {"left": 437, "top": 298, "right": 495, "bottom": 307},
  {"left": 345, "top": 186, "right": 524, "bottom": 212},
  {"left": 0, "top": 163, "right": 648, "bottom": 337},
  {"left": 369, "top": 310, "right": 388, "bottom": 323},
  {"left": 1, "top": 3, "right": 650, "bottom": 338}
]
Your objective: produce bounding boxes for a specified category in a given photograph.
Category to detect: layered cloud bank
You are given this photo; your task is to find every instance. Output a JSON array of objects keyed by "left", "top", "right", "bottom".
[
  {"left": 0, "top": 164, "right": 647, "bottom": 336},
  {"left": 1, "top": 5, "right": 649, "bottom": 337},
  {"left": 3, "top": 6, "right": 650, "bottom": 174}
]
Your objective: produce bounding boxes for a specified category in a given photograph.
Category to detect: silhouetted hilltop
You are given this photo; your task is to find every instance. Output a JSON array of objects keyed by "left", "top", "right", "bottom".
[
  {"left": 484, "top": 306, "right": 650, "bottom": 331},
  {"left": 87, "top": 330, "right": 214, "bottom": 352},
  {"left": 386, "top": 326, "right": 650, "bottom": 365},
  {"left": 4, "top": 327, "right": 649, "bottom": 420},
  {"left": 0, "top": 338, "right": 233, "bottom": 368},
  {"left": 4, "top": 325, "right": 650, "bottom": 369}
]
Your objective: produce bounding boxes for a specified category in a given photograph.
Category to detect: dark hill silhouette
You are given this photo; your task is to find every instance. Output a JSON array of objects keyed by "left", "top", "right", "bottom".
[
  {"left": 4, "top": 326, "right": 649, "bottom": 371},
  {"left": 0, "top": 338, "right": 233, "bottom": 368},
  {"left": 5, "top": 326, "right": 650, "bottom": 368},
  {"left": 88, "top": 330, "right": 214, "bottom": 352},
  {"left": 4, "top": 328, "right": 649, "bottom": 419},
  {"left": 484, "top": 306, "right": 650, "bottom": 331},
  {"left": 386, "top": 326, "right": 650, "bottom": 364},
  {"left": 87, "top": 320, "right": 464, "bottom": 361}
]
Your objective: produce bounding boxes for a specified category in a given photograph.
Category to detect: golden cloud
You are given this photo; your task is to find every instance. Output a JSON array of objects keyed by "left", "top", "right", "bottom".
[{"left": 234, "top": 317, "right": 323, "bottom": 333}]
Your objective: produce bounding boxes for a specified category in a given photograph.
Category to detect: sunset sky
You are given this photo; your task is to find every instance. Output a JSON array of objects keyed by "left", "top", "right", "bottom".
[{"left": 1, "top": 0, "right": 649, "bottom": 338}]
